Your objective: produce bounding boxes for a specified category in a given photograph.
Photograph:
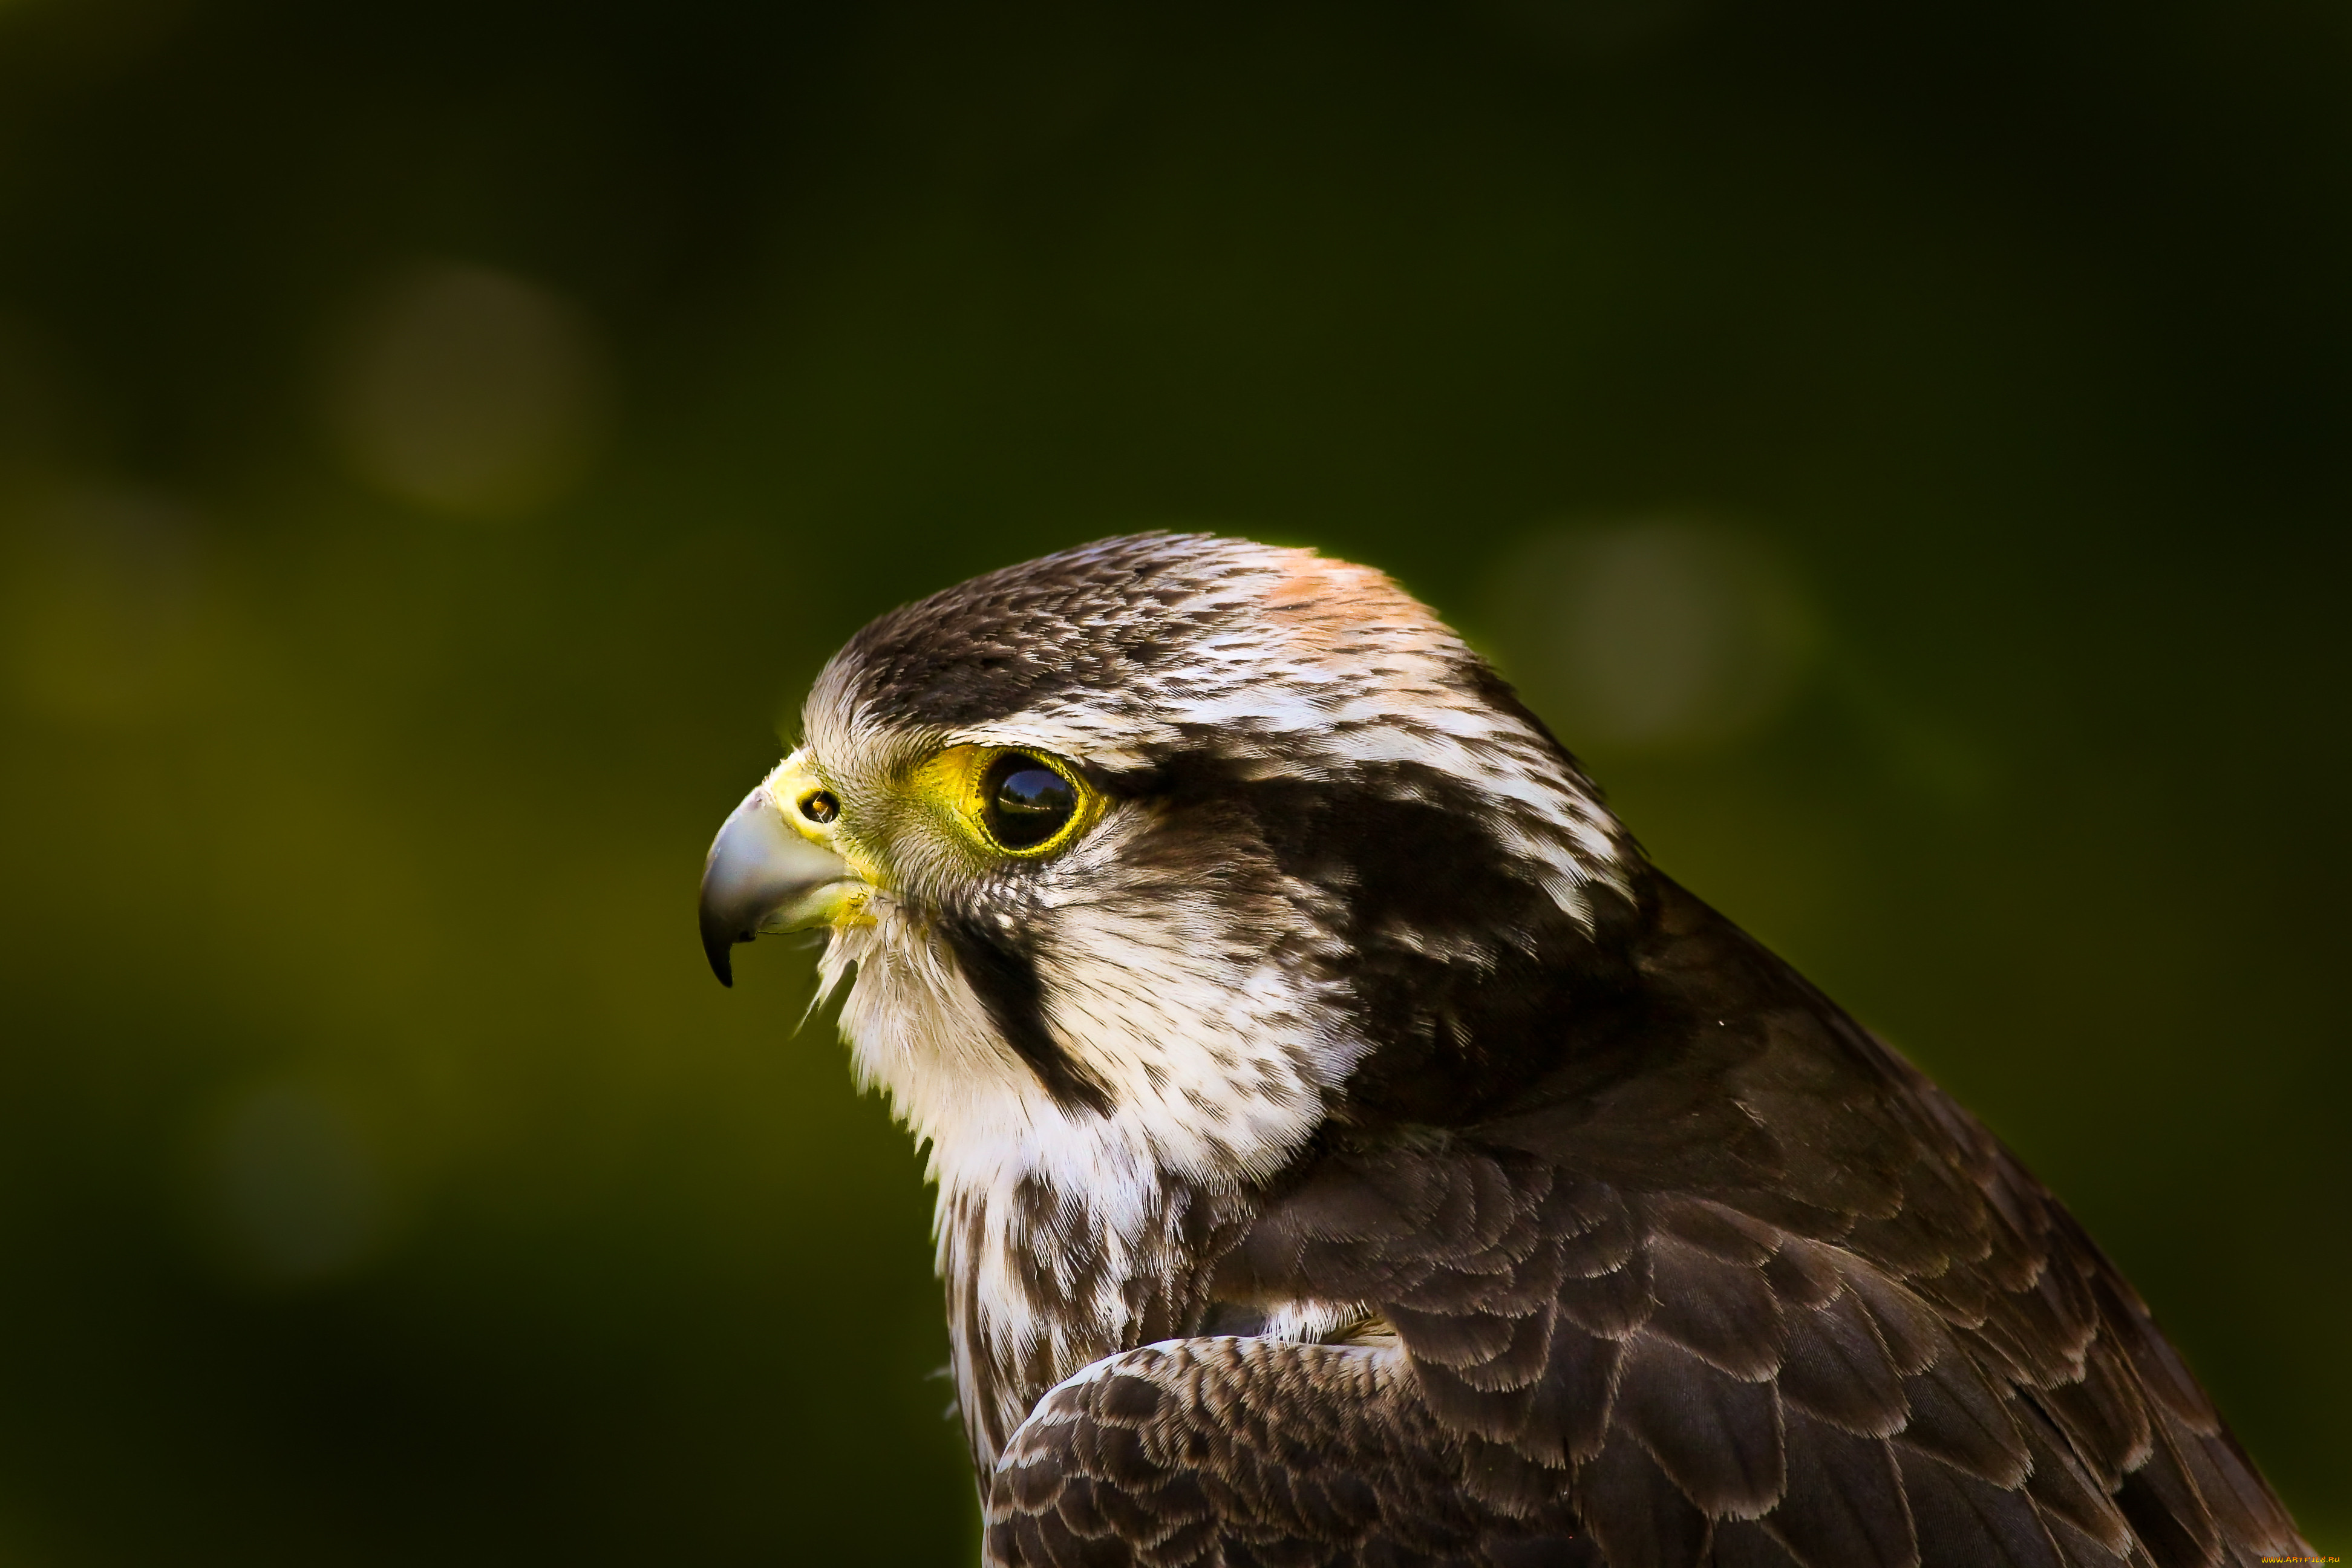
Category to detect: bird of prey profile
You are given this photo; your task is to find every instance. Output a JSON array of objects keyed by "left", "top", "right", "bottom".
[{"left": 697, "top": 534, "right": 2305, "bottom": 1568}]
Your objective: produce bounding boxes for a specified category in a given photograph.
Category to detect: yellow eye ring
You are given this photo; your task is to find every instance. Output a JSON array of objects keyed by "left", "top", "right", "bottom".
[
  {"left": 971, "top": 748, "right": 1091, "bottom": 857},
  {"left": 915, "top": 745, "right": 1096, "bottom": 858}
]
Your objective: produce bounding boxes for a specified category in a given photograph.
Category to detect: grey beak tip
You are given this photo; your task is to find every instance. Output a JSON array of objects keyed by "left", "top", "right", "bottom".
[
  {"left": 701, "top": 915, "right": 741, "bottom": 987},
  {"left": 699, "top": 779, "right": 850, "bottom": 992}
]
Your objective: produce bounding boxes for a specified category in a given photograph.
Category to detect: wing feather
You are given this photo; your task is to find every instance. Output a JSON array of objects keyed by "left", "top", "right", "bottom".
[{"left": 985, "top": 1341, "right": 1587, "bottom": 1568}]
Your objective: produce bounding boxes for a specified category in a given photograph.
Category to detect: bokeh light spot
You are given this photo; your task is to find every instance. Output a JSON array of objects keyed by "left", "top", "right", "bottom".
[
  {"left": 327, "top": 262, "right": 613, "bottom": 520},
  {"left": 1485, "top": 518, "right": 1818, "bottom": 753},
  {"left": 3, "top": 485, "right": 211, "bottom": 724},
  {"left": 203, "top": 1080, "right": 388, "bottom": 1286}
]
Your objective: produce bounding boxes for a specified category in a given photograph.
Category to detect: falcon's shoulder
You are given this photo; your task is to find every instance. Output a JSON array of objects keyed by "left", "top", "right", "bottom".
[{"left": 1206, "top": 877, "right": 2307, "bottom": 1568}]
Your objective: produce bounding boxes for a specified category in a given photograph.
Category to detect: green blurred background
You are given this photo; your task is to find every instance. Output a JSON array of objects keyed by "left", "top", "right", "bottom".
[{"left": 0, "top": 0, "right": 2345, "bottom": 1560}]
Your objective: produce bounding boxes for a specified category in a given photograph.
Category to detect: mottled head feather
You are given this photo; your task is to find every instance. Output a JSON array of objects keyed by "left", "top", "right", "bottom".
[{"left": 808, "top": 533, "right": 1628, "bottom": 912}]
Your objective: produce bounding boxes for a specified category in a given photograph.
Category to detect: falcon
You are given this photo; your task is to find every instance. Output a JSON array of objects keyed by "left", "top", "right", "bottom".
[{"left": 696, "top": 534, "right": 2306, "bottom": 1567}]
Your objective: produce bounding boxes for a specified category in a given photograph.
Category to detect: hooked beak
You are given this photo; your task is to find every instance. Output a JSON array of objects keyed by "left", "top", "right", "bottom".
[{"left": 696, "top": 770, "right": 856, "bottom": 987}]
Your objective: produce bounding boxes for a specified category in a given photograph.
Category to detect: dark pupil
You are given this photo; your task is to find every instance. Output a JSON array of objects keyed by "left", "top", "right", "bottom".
[{"left": 986, "top": 757, "right": 1075, "bottom": 849}]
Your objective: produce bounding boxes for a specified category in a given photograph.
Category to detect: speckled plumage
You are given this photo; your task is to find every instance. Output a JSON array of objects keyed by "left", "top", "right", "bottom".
[{"left": 727, "top": 534, "right": 2305, "bottom": 1567}]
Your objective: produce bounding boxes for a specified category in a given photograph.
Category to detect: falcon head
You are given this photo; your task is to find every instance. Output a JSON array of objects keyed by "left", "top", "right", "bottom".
[{"left": 698, "top": 534, "right": 1635, "bottom": 1198}]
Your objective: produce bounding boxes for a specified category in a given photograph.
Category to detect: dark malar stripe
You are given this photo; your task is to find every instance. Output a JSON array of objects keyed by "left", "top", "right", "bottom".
[{"left": 936, "top": 912, "right": 1113, "bottom": 1115}]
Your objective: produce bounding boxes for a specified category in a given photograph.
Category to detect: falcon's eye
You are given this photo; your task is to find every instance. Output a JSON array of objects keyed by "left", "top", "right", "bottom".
[{"left": 979, "top": 752, "right": 1079, "bottom": 852}]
